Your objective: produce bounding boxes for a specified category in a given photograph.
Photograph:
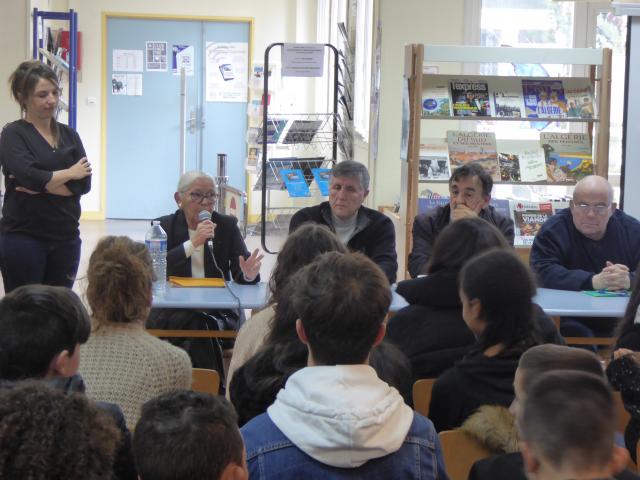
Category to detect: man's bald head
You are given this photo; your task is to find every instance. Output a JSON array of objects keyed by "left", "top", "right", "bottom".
[{"left": 570, "top": 175, "right": 615, "bottom": 241}]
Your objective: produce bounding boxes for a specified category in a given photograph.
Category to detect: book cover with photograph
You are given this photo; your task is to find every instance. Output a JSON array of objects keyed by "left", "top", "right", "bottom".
[
  {"left": 512, "top": 200, "right": 554, "bottom": 246},
  {"left": 496, "top": 139, "right": 547, "bottom": 183},
  {"left": 522, "top": 79, "right": 567, "bottom": 119},
  {"left": 540, "top": 132, "right": 593, "bottom": 183},
  {"left": 422, "top": 83, "right": 451, "bottom": 117},
  {"left": 419, "top": 140, "right": 450, "bottom": 180},
  {"left": 279, "top": 168, "right": 311, "bottom": 197},
  {"left": 492, "top": 90, "right": 524, "bottom": 118},
  {"left": 498, "top": 152, "right": 521, "bottom": 182},
  {"left": 565, "top": 86, "right": 595, "bottom": 119},
  {"left": 450, "top": 80, "right": 491, "bottom": 117},
  {"left": 446, "top": 130, "right": 500, "bottom": 181},
  {"left": 311, "top": 167, "right": 331, "bottom": 196},
  {"left": 282, "top": 120, "right": 323, "bottom": 144}
]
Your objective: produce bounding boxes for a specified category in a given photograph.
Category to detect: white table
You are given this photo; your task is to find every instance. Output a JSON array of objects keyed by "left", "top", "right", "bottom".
[
  {"left": 152, "top": 282, "right": 410, "bottom": 312},
  {"left": 534, "top": 287, "right": 628, "bottom": 317}
]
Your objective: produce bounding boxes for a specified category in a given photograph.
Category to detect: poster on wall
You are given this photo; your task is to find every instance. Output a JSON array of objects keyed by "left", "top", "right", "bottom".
[
  {"left": 146, "top": 41, "right": 168, "bottom": 71},
  {"left": 111, "top": 73, "right": 143, "bottom": 96},
  {"left": 113, "top": 49, "right": 143, "bottom": 72},
  {"left": 205, "top": 42, "right": 248, "bottom": 102},
  {"left": 172, "top": 45, "right": 194, "bottom": 76}
]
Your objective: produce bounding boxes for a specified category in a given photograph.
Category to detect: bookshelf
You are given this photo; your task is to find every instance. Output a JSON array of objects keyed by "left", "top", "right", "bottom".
[{"left": 400, "top": 44, "right": 612, "bottom": 278}]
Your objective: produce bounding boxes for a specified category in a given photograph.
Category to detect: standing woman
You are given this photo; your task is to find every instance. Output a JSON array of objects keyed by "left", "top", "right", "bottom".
[{"left": 0, "top": 60, "right": 91, "bottom": 292}]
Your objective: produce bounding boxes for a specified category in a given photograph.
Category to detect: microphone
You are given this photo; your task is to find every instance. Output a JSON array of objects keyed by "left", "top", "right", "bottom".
[{"left": 198, "top": 210, "right": 214, "bottom": 248}]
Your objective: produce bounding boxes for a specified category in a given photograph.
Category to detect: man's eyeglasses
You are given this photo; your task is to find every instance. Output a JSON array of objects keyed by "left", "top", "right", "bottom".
[
  {"left": 573, "top": 203, "right": 610, "bottom": 215},
  {"left": 188, "top": 191, "right": 218, "bottom": 203}
]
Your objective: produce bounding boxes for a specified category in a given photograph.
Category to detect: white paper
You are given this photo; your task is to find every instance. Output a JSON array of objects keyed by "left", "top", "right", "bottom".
[
  {"left": 146, "top": 41, "right": 168, "bottom": 71},
  {"left": 111, "top": 73, "right": 143, "bottom": 96},
  {"left": 282, "top": 43, "right": 324, "bottom": 77},
  {"left": 205, "top": 42, "right": 248, "bottom": 102},
  {"left": 172, "top": 44, "right": 194, "bottom": 76},
  {"left": 519, "top": 148, "right": 548, "bottom": 183},
  {"left": 113, "top": 49, "right": 143, "bottom": 72}
]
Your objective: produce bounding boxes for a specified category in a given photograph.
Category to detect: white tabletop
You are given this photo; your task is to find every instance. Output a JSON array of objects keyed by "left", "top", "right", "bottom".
[
  {"left": 533, "top": 287, "right": 629, "bottom": 317},
  {"left": 153, "top": 282, "right": 410, "bottom": 312}
]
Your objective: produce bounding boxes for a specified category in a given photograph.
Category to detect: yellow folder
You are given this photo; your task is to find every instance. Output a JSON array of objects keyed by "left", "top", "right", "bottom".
[{"left": 168, "top": 276, "right": 225, "bottom": 288}]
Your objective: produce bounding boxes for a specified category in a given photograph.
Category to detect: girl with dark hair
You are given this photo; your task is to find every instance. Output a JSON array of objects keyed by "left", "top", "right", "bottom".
[
  {"left": 428, "top": 249, "right": 541, "bottom": 432},
  {"left": 226, "top": 223, "right": 347, "bottom": 391},
  {"left": 388, "top": 218, "right": 560, "bottom": 379},
  {"left": 0, "top": 60, "right": 92, "bottom": 292}
]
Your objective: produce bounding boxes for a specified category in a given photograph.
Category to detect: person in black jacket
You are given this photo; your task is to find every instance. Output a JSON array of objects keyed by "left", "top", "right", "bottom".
[
  {"left": 289, "top": 160, "right": 397, "bottom": 284},
  {"left": 389, "top": 218, "right": 563, "bottom": 380},
  {"left": 0, "top": 60, "right": 92, "bottom": 292},
  {"left": 407, "top": 162, "right": 514, "bottom": 277},
  {"left": 0, "top": 284, "right": 136, "bottom": 480},
  {"left": 428, "top": 249, "right": 540, "bottom": 432}
]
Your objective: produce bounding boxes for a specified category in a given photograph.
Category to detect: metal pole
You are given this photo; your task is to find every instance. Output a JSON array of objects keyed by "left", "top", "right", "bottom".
[{"left": 179, "top": 67, "right": 187, "bottom": 175}]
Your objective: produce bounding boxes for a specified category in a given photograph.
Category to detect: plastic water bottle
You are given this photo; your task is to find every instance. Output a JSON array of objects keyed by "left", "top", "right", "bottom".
[{"left": 145, "top": 221, "right": 167, "bottom": 296}]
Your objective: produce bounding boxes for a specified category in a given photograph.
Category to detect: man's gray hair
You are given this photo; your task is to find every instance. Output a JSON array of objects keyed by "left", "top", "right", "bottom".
[
  {"left": 331, "top": 160, "right": 370, "bottom": 190},
  {"left": 176, "top": 171, "right": 216, "bottom": 194}
]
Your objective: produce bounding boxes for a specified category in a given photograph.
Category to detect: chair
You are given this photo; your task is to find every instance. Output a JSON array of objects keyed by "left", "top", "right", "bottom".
[
  {"left": 412, "top": 378, "right": 436, "bottom": 417},
  {"left": 191, "top": 368, "right": 220, "bottom": 396},
  {"left": 438, "top": 429, "right": 492, "bottom": 480}
]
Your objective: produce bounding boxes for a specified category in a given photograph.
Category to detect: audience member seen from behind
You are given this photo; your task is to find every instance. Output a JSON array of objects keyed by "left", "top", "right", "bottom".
[
  {"left": 389, "top": 217, "right": 561, "bottom": 380},
  {"left": 606, "top": 273, "right": 640, "bottom": 464},
  {"left": 0, "top": 284, "right": 136, "bottom": 480},
  {"left": 0, "top": 60, "right": 92, "bottom": 292},
  {"left": 0, "top": 382, "right": 120, "bottom": 480},
  {"left": 518, "top": 371, "right": 631, "bottom": 480},
  {"left": 134, "top": 390, "right": 247, "bottom": 480},
  {"left": 289, "top": 160, "right": 398, "bottom": 283},
  {"left": 530, "top": 175, "right": 640, "bottom": 337},
  {"left": 226, "top": 223, "right": 347, "bottom": 391},
  {"left": 407, "top": 162, "right": 514, "bottom": 278},
  {"left": 79, "top": 236, "right": 192, "bottom": 427},
  {"left": 241, "top": 252, "right": 448, "bottom": 479},
  {"left": 428, "top": 249, "right": 540, "bottom": 432},
  {"left": 467, "top": 344, "right": 640, "bottom": 480}
]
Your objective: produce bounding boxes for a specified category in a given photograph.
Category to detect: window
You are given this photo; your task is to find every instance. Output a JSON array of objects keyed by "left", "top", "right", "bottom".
[{"left": 353, "top": 0, "right": 374, "bottom": 140}]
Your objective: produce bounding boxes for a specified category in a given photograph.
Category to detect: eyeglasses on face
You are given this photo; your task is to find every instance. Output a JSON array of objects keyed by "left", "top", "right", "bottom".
[
  {"left": 573, "top": 203, "right": 610, "bottom": 215},
  {"left": 188, "top": 191, "right": 218, "bottom": 203}
]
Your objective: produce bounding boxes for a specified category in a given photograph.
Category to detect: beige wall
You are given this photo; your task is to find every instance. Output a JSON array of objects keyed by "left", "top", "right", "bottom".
[{"left": 373, "top": 0, "right": 466, "bottom": 207}]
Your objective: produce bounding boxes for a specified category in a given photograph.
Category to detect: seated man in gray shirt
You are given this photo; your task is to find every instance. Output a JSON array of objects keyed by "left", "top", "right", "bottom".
[{"left": 289, "top": 160, "right": 397, "bottom": 284}]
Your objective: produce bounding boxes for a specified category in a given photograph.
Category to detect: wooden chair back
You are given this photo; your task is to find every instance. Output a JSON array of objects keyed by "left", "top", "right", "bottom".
[
  {"left": 191, "top": 368, "right": 220, "bottom": 396},
  {"left": 413, "top": 378, "right": 436, "bottom": 417},
  {"left": 438, "top": 429, "right": 492, "bottom": 480}
]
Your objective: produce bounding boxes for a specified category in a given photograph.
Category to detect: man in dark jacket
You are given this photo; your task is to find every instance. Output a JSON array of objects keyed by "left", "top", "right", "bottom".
[
  {"left": 408, "top": 163, "right": 514, "bottom": 277},
  {"left": 0, "top": 284, "right": 136, "bottom": 480},
  {"left": 289, "top": 160, "right": 397, "bottom": 284},
  {"left": 530, "top": 175, "right": 640, "bottom": 336}
]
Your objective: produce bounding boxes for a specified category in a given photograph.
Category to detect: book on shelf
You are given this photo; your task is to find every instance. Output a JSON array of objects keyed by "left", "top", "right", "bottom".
[
  {"left": 492, "top": 90, "right": 525, "bottom": 118},
  {"left": 450, "top": 79, "right": 491, "bottom": 117},
  {"left": 540, "top": 132, "right": 593, "bottom": 183},
  {"left": 279, "top": 168, "right": 311, "bottom": 197},
  {"left": 447, "top": 130, "right": 500, "bottom": 182},
  {"left": 498, "top": 152, "right": 521, "bottom": 182},
  {"left": 312, "top": 167, "right": 331, "bottom": 196},
  {"left": 419, "top": 140, "right": 450, "bottom": 180},
  {"left": 281, "top": 120, "right": 323, "bottom": 144},
  {"left": 565, "top": 85, "right": 596, "bottom": 119},
  {"left": 496, "top": 139, "right": 547, "bottom": 183},
  {"left": 422, "top": 83, "right": 451, "bottom": 117},
  {"left": 256, "top": 117, "right": 288, "bottom": 144},
  {"left": 512, "top": 200, "right": 554, "bottom": 246},
  {"left": 418, "top": 197, "right": 511, "bottom": 219},
  {"left": 522, "top": 79, "right": 567, "bottom": 119}
]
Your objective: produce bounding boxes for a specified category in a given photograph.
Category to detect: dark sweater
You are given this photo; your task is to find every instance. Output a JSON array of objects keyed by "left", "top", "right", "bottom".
[
  {"left": 530, "top": 208, "right": 640, "bottom": 291},
  {"left": 289, "top": 201, "right": 397, "bottom": 283},
  {"left": 390, "top": 271, "right": 564, "bottom": 380},
  {"left": 428, "top": 349, "right": 523, "bottom": 432},
  {"left": 0, "top": 119, "right": 91, "bottom": 241},
  {"left": 408, "top": 204, "right": 514, "bottom": 278}
]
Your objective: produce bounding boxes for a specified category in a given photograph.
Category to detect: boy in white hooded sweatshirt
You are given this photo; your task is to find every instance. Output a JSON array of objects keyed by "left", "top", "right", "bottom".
[{"left": 240, "top": 251, "right": 449, "bottom": 479}]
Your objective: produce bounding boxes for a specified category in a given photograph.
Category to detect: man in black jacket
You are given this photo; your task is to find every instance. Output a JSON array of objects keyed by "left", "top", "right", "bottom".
[
  {"left": 407, "top": 162, "right": 514, "bottom": 277},
  {"left": 289, "top": 160, "right": 397, "bottom": 284}
]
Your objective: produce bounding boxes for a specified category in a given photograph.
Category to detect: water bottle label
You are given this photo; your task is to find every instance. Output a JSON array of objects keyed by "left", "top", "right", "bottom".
[{"left": 145, "top": 239, "right": 167, "bottom": 253}]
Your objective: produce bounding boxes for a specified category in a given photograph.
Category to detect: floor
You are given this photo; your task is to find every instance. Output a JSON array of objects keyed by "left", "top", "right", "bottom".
[{"left": 0, "top": 219, "right": 286, "bottom": 300}]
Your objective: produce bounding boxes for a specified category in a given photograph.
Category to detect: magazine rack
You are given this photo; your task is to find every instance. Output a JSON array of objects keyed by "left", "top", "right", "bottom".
[
  {"left": 399, "top": 44, "right": 612, "bottom": 277},
  {"left": 257, "top": 43, "right": 342, "bottom": 254}
]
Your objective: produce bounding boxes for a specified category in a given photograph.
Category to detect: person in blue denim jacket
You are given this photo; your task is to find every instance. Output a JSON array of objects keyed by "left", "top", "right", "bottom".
[{"left": 240, "top": 251, "right": 449, "bottom": 480}]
